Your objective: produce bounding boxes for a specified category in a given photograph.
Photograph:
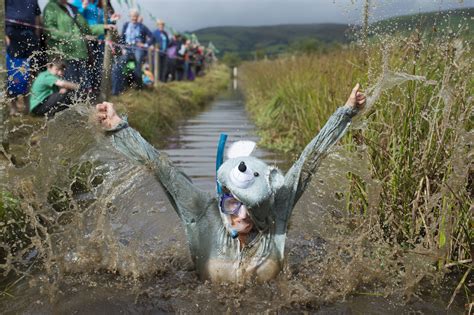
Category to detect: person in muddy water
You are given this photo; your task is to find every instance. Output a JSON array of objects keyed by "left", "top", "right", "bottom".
[{"left": 95, "top": 84, "right": 366, "bottom": 282}]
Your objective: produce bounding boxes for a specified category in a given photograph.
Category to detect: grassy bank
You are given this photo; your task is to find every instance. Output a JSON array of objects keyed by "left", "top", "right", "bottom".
[
  {"left": 112, "top": 64, "right": 230, "bottom": 145},
  {"left": 240, "top": 35, "right": 472, "bottom": 302}
]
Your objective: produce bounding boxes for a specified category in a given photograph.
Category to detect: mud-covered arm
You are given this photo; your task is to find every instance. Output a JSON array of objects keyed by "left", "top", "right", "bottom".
[
  {"left": 283, "top": 105, "right": 359, "bottom": 209},
  {"left": 108, "top": 120, "right": 211, "bottom": 223}
]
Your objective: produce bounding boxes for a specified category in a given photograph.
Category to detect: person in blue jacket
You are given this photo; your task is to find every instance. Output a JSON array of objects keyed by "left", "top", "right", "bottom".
[
  {"left": 152, "top": 19, "right": 169, "bottom": 82},
  {"left": 95, "top": 84, "right": 366, "bottom": 283},
  {"left": 112, "top": 8, "right": 153, "bottom": 94},
  {"left": 5, "top": 0, "right": 42, "bottom": 115}
]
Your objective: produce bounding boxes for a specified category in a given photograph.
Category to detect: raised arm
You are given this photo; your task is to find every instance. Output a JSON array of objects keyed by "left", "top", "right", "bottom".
[
  {"left": 55, "top": 79, "right": 80, "bottom": 91},
  {"left": 96, "top": 102, "right": 211, "bottom": 223},
  {"left": 283, "top": 84, "right": 366, "bottom": 210}
]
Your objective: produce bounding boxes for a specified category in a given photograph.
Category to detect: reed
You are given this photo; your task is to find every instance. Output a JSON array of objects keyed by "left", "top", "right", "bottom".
[
  {"left": 241, "top": 50, "right": 365, "bottom": 152},
  {"left": 240, "top": 35, "right": 472, "bottom": 299}
]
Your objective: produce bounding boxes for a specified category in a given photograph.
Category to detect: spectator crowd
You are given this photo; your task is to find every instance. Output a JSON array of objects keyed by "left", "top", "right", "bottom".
[{"left": 4, "top": 0, "right": 217, "bottom": 117}]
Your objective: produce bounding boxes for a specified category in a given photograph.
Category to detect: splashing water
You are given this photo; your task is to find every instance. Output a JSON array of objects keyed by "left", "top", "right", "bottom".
[
  {"left": 0, "top": 89, "right": 466, "bottom": 313},
  {"left": 0, "top": 4, "right": 471, "bottom": 314}
]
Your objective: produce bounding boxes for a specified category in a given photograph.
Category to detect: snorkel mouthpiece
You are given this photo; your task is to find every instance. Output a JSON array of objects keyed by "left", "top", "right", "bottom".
[{"left": 230, "top": 229, "right": 239, "bottom": 239}]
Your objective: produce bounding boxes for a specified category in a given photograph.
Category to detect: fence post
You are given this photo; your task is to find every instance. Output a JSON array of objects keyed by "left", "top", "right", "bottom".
[
  {"left": 100, "top": 0, "right": 112, "bottom": 101},
  {"left": 147, "top": 46, "right": 153, "bottom": 68},
  {"left": 153, "top": 48, "right": 159, "bottom": 88}
]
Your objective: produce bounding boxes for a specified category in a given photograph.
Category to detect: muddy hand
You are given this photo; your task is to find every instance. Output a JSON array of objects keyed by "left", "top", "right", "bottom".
[
  {"left": 96, "top": 102, "right": 122, "bottom": 130},
  {"left": 345, "top": 83, "right": 366, "bottom": 111}
]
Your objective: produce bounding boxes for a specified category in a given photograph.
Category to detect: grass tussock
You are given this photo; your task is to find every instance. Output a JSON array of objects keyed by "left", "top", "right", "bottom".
[
  {"left": 240, "top": 36, "right": 472, "bottom": 302},
  {"left": 113, "top": 64, "right": 230, "bottom": 145}
]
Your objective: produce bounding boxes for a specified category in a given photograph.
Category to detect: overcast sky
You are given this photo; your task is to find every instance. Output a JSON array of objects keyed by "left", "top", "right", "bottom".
[{"left": 37, "top": 0, "right": 473, "bottom": 32}]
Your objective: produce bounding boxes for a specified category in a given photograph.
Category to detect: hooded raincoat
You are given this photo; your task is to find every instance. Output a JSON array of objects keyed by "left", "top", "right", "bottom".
[{"left": 43, "top": 0, "right": 105, "bottom": 60}]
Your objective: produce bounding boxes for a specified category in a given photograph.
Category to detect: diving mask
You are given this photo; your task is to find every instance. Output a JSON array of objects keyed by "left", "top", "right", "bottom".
[{"left": 219, "top": 193, "right": 245, "bottom": 216}]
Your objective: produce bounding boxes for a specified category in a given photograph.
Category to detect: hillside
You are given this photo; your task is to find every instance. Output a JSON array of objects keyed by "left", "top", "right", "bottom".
[
  {"left": 195, "top": 23, "right": 350, "bottom": 58},
  {"left": 372, "top": 7, "right": 473, "bottom": 37},
  {"left": 194, "top": 8, "right": 473, "bottom": 59}
]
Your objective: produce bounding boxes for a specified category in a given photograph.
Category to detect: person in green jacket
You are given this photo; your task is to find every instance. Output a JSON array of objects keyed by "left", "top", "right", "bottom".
[{"left": 43, "top": 0, "right": 116, "bottom": 92}]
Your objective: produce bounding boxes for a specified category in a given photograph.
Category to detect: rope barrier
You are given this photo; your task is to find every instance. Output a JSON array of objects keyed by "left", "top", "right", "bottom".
[
  {"left": 5, "top": 18, "right": 215, "bottom": 64},
  {"left": 7, "top": 18, "right": 156, "bottom": 52}
]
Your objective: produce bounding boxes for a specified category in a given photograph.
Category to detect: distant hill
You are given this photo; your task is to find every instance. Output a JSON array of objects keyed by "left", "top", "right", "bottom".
[
  {"left": 194, "top": 23, "right": 350, "bottom": 58},
  {"left": 194, "top": 8, "right": 473, "bottom": 59},
  {"left": 371, "top": 7, "right": 473, "bottom": 37}
]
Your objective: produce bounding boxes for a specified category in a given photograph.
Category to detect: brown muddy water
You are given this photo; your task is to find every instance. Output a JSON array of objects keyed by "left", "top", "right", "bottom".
[{"left": 0, "top": 87, "right": 465, "bottom": 314}]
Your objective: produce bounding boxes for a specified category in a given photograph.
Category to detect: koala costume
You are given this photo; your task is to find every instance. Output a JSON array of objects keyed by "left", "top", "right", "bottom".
[{"left": 108, "top": 105, "right": 358, "bottom": 282}]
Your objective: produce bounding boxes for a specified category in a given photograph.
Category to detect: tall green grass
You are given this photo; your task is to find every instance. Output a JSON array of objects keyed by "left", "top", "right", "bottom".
[
  {"left": 240, "top": 36, "right": 472, "bottom": 300},
  {"left": 241, "top": 50, "right": 365, "bottom": 152},
  {"left": 364, "top": 38, "right": 472, "bottom": 264}
]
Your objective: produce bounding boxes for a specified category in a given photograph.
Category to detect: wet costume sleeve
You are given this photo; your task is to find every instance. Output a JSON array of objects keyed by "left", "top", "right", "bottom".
[
  {"left": 108, "top": 121, "right": 212, "bottom": 223},
  {"left": 283, "top": 105, "right": 359, "bottom": 215}
]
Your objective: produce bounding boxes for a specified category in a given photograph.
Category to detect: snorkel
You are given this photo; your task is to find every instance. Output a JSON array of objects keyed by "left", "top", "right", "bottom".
[
  {"left": 216, "top": 133, "right": 227, "bottom": 195},
  {"left": 216, "top": 134, "right": 239, "bottom": 239}
]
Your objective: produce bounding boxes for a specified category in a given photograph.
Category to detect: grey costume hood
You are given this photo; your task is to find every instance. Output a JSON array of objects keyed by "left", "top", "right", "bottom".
[{"left": 217, "top": 156, "right": 284, "bottom": 231}]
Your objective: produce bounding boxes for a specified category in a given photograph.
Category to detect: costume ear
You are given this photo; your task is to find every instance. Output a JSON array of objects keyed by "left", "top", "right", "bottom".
[
  {"left": 227, "top": 141, "right": 256, "bottom": 159},
  {"left": 268, "top": 166, "right": 284, "bottom": 193}
]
